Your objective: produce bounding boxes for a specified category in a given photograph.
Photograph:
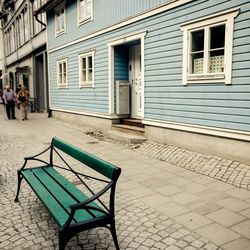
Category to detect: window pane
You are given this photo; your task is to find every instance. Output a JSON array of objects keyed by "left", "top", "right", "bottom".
[
  {"left": 61, "top": 10, "right": 64, "bottom": 29},
  {"left": 210, "top": 25, "right": 225, "bottom": 49},
  {"left": 63, "top": 73, "right": 66, "bottom": 84},
  {"left": 59, "top": 63, "right": 62, "bottom": 74},
  {"left": 57, "top": 13, "right": 60, "bottom": 31},
  {"left": 191, "top": 29, "right": 204, "bottom": 52},
  {"left": 82, "top": 57, "right": 86, "bottom": 70},
  {"left": 191, "top": 53, "right": 204, "bottom": 74},
  {"left": 87, "top": 56, "right": 92, "bottom": 68},
  {"left": 59, "top": 73, "right": 62, "bottom": 84},
  {"left": 87, "top": 0, "right": 91, "bottom": 17},
  {"left": 63, "top": 62, "right": 66, "bottom": 74},
  {"left": 209, "top": 50, "right": 224, "bottom": 73},
  {"left": 88, "top": 69, "right": 92, "bottom": 81},
  {"left": 80, "top": 0, "right": 86, "bottom": 20},
  {"left": 82, "top": 70, "right": 86, "bottom": 82}
]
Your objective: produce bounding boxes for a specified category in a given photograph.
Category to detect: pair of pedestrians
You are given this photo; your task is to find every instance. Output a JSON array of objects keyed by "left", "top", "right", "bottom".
[{"left": 2, "top": 85, "right": 29, "bottom": 121}]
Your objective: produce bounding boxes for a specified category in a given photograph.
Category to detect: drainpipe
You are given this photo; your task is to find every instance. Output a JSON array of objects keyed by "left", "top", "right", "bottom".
[
  {"left": 29, "top": 0, "right": 46, "bottom": 27},
  {"left": 0, "top": 18, "right": 7, "bottom": 87},
  {"left": 34, "top": 11, "right": 46, "bottom": 27}
]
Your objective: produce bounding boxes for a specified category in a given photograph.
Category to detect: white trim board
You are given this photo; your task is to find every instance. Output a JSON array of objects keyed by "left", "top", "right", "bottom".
[
  {"left": 47, "top": 0, "right": 194, "bottom": 54},
  {"left": 143, "top": 119, "right": 250, "bottom": 142}
]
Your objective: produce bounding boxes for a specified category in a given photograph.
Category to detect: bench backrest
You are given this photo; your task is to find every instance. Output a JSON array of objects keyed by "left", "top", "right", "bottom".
[{"left": 51, "top": 137, "right": 119, "bottom": 180}]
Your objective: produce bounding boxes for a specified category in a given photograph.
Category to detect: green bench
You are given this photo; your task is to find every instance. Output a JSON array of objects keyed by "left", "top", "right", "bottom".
[{"left": 14, "top": 137, "right": 121, "bottom": 250}]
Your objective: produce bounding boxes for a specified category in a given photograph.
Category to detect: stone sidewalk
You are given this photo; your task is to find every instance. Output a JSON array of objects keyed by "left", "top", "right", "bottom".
[{"left": 0, "top": 107, "right": 249, "bottom": 249}]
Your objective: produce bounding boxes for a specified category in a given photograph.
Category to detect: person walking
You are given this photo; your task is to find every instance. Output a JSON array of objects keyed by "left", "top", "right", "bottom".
[
  {"left": 15, "top": 84, "right": 22, "bottom": 109},
  {"left": 2, "top": 85, "right": 16, "bottom": 120},
  {"left": 17, "top": 85, "right": 29, "bottom": 121}
]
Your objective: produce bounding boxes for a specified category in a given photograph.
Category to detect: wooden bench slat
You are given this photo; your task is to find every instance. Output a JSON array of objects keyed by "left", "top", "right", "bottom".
[
  {"left": 22, "top": 169, "right": 69, "bottom": 226},
  {"left": 30, "top": 167, "right": 96, "bottom": 225},
  {"left": 44, "top": 166, "right": 106, "bottom": 218}
]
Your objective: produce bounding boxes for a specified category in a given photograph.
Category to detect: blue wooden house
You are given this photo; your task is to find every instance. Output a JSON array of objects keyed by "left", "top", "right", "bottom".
[{"left": 36, "top": 0, "right": 250, "bottom": 164}]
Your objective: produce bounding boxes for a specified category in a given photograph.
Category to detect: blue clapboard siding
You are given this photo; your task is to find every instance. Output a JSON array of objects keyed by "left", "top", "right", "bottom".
[
  {"left": 47, "top": 0, "right": 173, "bottom": 50},
  {"left": 48, "top": 0, "right": 250, "bottom": 132}
]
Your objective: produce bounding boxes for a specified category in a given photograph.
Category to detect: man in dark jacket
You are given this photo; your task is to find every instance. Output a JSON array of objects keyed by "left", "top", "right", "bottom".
[{"left": 2, "top": 85, "right": 16, "bottom": 120}]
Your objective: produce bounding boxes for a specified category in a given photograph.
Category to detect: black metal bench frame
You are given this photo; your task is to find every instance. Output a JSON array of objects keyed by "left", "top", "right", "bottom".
[{"left": 14, "top": 137, "right": 121, "bottom": 250}]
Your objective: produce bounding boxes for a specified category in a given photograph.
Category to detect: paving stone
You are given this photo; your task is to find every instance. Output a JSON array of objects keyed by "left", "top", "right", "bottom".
[
  {"left": 175, "top": 212, "right": 212, "bottom": 230},
  {"left": 206, "top": 208, "right": 246, "bottom": 227},
  {"left": 171, "top": 192, "right": 200, "bottom": 205},
  {"left": 225, "top": 188, "right": 250, "bottom": 200},
  {"left": 216, "top": 197, "right": 250, "bottom": 212},
  {"left": 239, "top": 208, "right": 250, "bottom": 218},
  {"left": 231, "top": 220, "right": 250, "bottom": 239},
  {"left": 158, "top": 201, "right": 189, "bottom": 217},
  {"left": 196, "top": 223, "right": 240, "bottom": 245},
  {"left": 222, "top": 238, "right": 250, "bottom": 250}
]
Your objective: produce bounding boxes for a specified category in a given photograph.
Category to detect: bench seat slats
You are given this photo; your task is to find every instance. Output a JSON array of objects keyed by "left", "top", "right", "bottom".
[
  {"left": 22, "top": 166, "right": 106, "bottom": 227},
  {"left": 44, "top": 167, "right": 106, "bottom": 218},
  {"left": 22, "top": 169, "right": 69, "bottom": 226}
]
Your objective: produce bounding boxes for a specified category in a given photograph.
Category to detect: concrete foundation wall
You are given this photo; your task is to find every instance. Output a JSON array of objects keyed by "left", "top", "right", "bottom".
[
  {"left": 145, "top": 125, "right": 250, "bottom": 165},
  {"left": 52, "top": 110, "right": 113, "bottom": 132}
]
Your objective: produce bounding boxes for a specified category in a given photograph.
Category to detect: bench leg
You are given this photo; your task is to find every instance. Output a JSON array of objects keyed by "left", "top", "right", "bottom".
[
  {"left": 59, "top": 231, "right": 72, "bottom": 250},
  {"left": 14, "top": 170, "right": 23, "bottom": 203},
  {"left": 110, "top": 221, "right": 120, "bottom": 250}
]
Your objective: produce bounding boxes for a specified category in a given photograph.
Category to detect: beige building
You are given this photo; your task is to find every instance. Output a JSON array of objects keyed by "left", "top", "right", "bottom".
[{"left": 0, "top": 0, "right": 48, "bottom": 111}]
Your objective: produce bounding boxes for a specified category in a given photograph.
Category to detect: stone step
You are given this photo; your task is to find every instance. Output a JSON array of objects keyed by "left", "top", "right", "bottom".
[
  {"left": 112, "top": 124, "right": 145, "bottom": 136},
  {"left": 107, "top": 130, "right": 147, "bottom": 144},
  {"left": 121, "top": 119, "right": 145, "bottom": 128}
]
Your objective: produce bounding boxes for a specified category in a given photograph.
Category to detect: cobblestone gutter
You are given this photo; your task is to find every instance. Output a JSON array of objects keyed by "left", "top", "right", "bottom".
[{"left": 134, "top": 142, "right": 250, "bottom": 191}]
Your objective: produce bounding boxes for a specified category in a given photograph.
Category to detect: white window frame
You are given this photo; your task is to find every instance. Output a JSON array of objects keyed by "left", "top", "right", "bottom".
[
  {"left": 78, "top": 50, "right": 95, "bottom": 88},
  {"left": 57, "top": 58, "right": 68, "bottom": 88},
  {"left": 55, "top": 5, "right": 66, "bottom": 36},
  {"left": 77, "top": 0, "right": 93, "bottom": 26},
  {"left": 180, "top": 7, "right": 239, "bottom": 85}
]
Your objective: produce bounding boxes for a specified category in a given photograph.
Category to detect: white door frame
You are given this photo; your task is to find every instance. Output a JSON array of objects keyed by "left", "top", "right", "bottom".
[{"left": 107, "top": 30, "right": 147, "bottom": 118}]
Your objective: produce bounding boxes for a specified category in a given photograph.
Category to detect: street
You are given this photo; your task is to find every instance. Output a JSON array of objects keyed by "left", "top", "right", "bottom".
[{"left": 0, "top": 106, "right": 249, "bottom": 250}]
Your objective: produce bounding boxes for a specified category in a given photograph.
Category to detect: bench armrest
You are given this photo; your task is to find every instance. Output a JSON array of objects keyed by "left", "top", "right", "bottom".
[
  {"left": 60, "top": 182, "right": 113, "bottom": 230},
  {"left": 70, "top": 181, "right": 113, "bottom": 212},
  {"left": 24, "top": 145, "right": 51, "bottom": 160},
  {"left": 21, "top": 146, "right": 51, "bottom": 171}
]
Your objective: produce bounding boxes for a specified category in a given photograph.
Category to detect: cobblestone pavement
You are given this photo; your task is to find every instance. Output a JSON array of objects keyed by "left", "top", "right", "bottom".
[
  {"left": 134, "top": 142, "right": 250, "bottom": 190},
  {"left": 0, "top": 107, "right": 249, "bottom": 250}
]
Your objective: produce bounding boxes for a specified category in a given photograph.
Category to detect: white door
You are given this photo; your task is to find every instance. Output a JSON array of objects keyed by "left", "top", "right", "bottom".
[{"left": 129, "top": 44, "right": 142, "bottom": 118}]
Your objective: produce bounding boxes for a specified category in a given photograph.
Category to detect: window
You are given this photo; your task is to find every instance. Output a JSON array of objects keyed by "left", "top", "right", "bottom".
[
  {"left": 78, "top": 0, "right": 93, "bottom": 25},
  {"left": 57, "top": 58, "right": 68, "bottom": 88},
  {"left": 79, "top": 50, "right": 95, "bottom": 88},
  {"left": 55, "top": 7, "right": 66, "bottom": 36},
  {"left": 180, "top": 8, "right": 239, "bottom": 85},
  {"left": 18, "top": 14, "right": 24, "bottom": 46},
  {"left": 23, "top": 8, "right": 29, "bottom": 43}
]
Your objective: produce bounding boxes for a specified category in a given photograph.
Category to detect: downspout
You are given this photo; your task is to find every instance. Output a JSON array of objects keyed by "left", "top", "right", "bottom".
[
  {"left": 0, "top": 19, "right": 7, "bottom": 87},
  {"left": 28, "top": 0, "right": 46, "bottom": 27},
  {"left": 34, "top": 11, "right": 46, "bottom": 27}
]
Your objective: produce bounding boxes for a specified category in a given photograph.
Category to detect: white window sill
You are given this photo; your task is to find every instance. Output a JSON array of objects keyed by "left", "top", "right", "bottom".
[
  {"left": 183, "top": 73, "right": 228, "bottom": 85},
  {"left": 56, "top": 29, "right": 66, "bottom": 37},
  {"left": 58, "top": 85, "right": 68, "bottom": 89},
  {"left": 78, "top": 17, "right": 92, "bottom": 27},
  {"left": 79, "top": 83, "right": 94, "bottom": 88}
]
